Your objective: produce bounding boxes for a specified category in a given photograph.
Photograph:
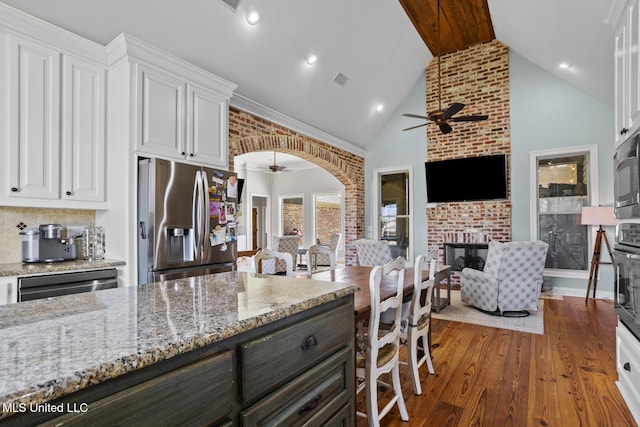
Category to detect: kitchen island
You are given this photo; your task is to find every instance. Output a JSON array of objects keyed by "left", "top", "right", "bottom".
[{"left": 0, "top": 272, "right": 358, "bottom": 426}]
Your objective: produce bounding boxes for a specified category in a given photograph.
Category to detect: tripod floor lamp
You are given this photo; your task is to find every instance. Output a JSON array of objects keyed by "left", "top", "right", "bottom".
[{"left": 581, "top": 206, "right": 616, "bottom": 303}]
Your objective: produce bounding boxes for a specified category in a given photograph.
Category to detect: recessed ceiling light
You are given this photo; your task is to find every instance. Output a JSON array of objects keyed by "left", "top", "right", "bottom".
[
  {"left": 306, "top": 54, "right": 318, "bottom": 65},
  {"left": 375, "top": 103, "right": 384, "bottom": 113},
  {"left": 246, "top": 10, "right": 260, "bottom": 25},
  {"left": 559, "top": 62, "right": 571, "bottom": 70}
]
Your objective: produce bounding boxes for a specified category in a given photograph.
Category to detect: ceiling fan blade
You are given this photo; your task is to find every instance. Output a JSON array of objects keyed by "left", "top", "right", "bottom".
[
  {"left": 439, "top": 123, "right": 453, "bottom": 134},
  {"left": 451, "top": 115, "right": 489, "bottom": 122},
  {"left": 402, "top": 113, "right": 429, "bottom": 119},
  {"left": 441, "top": 103, "right": 465, "bottom": 120},
  {"left": 402, "top": 123, "right": 428, "bottom": 131}
]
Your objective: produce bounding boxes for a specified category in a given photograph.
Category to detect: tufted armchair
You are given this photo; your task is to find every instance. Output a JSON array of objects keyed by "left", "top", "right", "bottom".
[
  {"left": 354, "top": 239, "right": 394, "bottom": 267},
  {"left": 252, "top": 249, "right": 294, "bottom": 276},
  {"left": 460, "top": 240, "right": 549, "bottom": 316},
  {"left": 271, "top": 236, "right": 300, "bottom": 273},
  {"left": 313, "top": 233, "right": 342, "bottom": 266}
]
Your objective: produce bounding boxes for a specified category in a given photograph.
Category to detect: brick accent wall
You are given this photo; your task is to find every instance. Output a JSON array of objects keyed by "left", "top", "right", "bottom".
[
  {"left": 426, "top": 40, "right": 512, "bottom": 270},
  {"left": 228, "top": 108, "right": 365, "bottom": 265}
]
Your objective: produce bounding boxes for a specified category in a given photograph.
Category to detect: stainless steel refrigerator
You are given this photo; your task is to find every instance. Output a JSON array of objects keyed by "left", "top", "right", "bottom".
[{"left": 137, "top": 158, "right": 238, "bottom": 284}]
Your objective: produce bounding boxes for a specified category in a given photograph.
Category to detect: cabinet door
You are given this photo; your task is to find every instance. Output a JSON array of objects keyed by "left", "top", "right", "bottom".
[
  {"left": 6, "top": 35, "right": 60, "bottom": 199},
  {"left": 187, "top": 83, "right": 228, "bottom": 168},
  {"left": 61, "top": 55, "right": 106, "bottom": 202},
  {"left": 616, "top": 12, "right": 629, "bottom": 145},
  {"left": 137, "top": 64, "right": 186, "bottom": 159},
  {"left": 629, "top": 0, "right": 640, "bottom": 135},
  {"left": 0, "top": 276, "right": 17, "bottom": 305}
]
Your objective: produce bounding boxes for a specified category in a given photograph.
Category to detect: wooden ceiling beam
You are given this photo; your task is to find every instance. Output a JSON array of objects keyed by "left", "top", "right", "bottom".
[{"left": 398, "top": 0, "right": 495, "bottom": 56}]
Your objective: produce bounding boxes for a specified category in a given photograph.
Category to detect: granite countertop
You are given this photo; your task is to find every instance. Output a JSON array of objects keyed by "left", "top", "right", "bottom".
[
  {"left": 0, "top": 272, "right": 358, "bottom": 417},
  {"left": 0, "top": 259, "right": 126, "bottom": 277}
]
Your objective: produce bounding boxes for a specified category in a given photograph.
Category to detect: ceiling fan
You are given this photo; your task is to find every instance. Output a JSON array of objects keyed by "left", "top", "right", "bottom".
[
  {"left": 402, "top": 0, "right": 488, "bottom": 134},
  {"left": 268, "top": 152, "right": 287, "bottom": 172}
]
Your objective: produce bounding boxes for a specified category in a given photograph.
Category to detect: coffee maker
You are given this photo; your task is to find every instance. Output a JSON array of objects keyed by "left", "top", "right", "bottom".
[{"left": 20, "top": 224, "right": 78, "bottom": 263}]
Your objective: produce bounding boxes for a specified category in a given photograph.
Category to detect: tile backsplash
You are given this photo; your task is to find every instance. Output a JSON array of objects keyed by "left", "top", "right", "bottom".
[{"left": 0, "top": 207, "right": 95, "bottom": 263}]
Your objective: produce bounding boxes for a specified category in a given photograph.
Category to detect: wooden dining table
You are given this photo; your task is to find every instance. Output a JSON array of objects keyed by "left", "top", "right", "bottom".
[{"left": 309, "top": 265, "right": 437, "bottom": 322}]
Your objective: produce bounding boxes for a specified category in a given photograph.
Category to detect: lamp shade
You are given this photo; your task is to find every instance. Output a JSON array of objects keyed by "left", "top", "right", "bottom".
[{"left": 580, "top": 206, "right": 617, "bottom": 226}]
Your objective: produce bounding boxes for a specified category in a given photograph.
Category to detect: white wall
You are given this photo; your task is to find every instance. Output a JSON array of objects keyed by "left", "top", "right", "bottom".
[
  {"left": 510, "top": 51, "right": 615, "bottom": 296},
  {"left": 365, "top": 52, "right": 615, "bottom": 297},
  {"left": 236, "top": 166, "right": 344, "bottom": 255},
  {"left": 364, "top": 73, "right": 430, "bottom": 259}
]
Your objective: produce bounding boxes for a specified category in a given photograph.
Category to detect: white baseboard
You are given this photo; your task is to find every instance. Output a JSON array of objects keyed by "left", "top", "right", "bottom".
[{"left": 551, "top": 286, "right": 614, "bottom": 301}]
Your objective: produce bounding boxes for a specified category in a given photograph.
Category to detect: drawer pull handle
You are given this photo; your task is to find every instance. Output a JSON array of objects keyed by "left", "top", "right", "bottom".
[
  {"left": 297, "top": 394, "right": 322, "bottom": 415},
  {"left": 301, "top": 335, "right": 318, "bottom": 350},
  {"left": 624, "top": 362, "right": 631, "bottom": 372}
]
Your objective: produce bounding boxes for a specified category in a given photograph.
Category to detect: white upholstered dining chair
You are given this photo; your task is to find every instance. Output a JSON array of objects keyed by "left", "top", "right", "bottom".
[
  {"left": 403, "top": 250, "right": 437, "bottom": 395},
  {"left": 356, "top": 257, "right": 409, "bottom": 426},
  {"left": 354, "top": 239, "right": 393, "bottom": 267}
]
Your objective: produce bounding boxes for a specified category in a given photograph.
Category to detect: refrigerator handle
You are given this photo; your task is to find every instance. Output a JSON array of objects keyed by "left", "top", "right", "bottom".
[
  {"left": 192, "top": 171, "right": 201, "bottom": 259},
  {"left": 201, "top": 170, "right": 210, "bottom": 244}
]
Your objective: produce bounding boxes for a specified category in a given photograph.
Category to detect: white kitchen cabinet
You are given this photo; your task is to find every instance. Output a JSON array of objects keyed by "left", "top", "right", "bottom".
[
  {"left": 134, "top": 55, "right": 232, "bottom": 168},
  {"left": 616, "top": 322, "right": 640, "bottom": 425},
  {"left": 0, "top": 276, "right": 18, "bottom": 305},
  {"left": 614, "top": 0, "right": 640, "bottom": 146},
  {"left": 136, "top": 63, "right": 186, "bottom": 160},
  {"left": 188, "top": 82, "right": 229, "bottom": 167},
  {"left": 0, "top": 8, "right": 107, "bottom": 208},
  {"left": 61, "top": 54, "right": 106, "bottom": 202},
  {"left": 5, "top": 35, "right": 61, "bottom": 201}
]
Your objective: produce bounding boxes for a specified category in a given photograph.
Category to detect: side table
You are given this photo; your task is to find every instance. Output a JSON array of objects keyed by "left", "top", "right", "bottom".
[{"left": 432, "top": 265, "right": 451, "bottom": 313}]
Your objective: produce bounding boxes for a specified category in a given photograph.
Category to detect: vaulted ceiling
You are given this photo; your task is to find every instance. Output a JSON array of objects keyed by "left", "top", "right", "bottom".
[{"left": 0, "top": 0, "right": 615, "bottom": 153}]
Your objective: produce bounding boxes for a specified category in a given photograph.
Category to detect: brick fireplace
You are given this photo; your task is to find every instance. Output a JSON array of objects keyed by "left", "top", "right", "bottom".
[{"left": 426, "top": 40, "right": 512, "bottom": 271}]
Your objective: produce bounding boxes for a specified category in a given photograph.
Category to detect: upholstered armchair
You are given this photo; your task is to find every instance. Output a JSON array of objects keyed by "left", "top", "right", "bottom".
[
  {"left": 313, "top": 233, "right": 341, "bottom": 266},
  {"left": 460, "top": 240, "right": 549, "bottom": 316},
  {"left": 354, "top": 239, "right": 394, "bottom": 267},
  {"left": 252, "top": 249, "right": 294, "bottom": 276},
  {"left": 271, "top": 236, "right": 299, "bottom": 273}
]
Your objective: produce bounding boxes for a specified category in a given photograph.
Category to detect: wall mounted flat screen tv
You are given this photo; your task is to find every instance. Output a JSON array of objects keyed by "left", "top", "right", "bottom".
[{"left": 425, "top": 154, "right": 508, "bottom": 203}]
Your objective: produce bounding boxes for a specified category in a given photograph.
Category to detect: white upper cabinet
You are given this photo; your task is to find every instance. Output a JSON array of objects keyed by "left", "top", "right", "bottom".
[
  {"left": 5, "top": 35, "right": 61, "bottom": 200},
  {"left": 61, "top": 54, "right": 106, "bottom": 202},
  {"left": 188, "top": 83, "right": 229, "bottom": 167},
  {"left": 111, "top": 34, "right": 236, "bottom": 169},
  {"left": 137, "top": 64, "right": 186, "bottom": 159},
  {"left": 0, "top": 4, "right": 107, "bottom": 208},
  {"left": 614, "top": 0, "right": 640, "bottom": 146}
]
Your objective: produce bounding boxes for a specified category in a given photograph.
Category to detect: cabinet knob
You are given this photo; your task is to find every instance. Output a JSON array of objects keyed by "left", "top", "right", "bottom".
[
  {"left": 297, "top": 394, "right": 322, "bottom": 416},
  {"left": 66, "top": 191, "right": 72, "bottom": 196},
  {"left": 189, "top": 153, "right": 194, "bottom": 157},
  {"left": 181, "top": 151, "right": 186, "bottom": 156},
  {"left": 624, "top": 362, "right": 631, "bottom": 372},
  {"left": 301, "top": 335, "right": 318, "bottom": 350},
  {"left": 10, "top": 187, "right": 18, "bottom": 192},
  {"left": 620, "top": 128, "right": 629, "bottom": 136}
]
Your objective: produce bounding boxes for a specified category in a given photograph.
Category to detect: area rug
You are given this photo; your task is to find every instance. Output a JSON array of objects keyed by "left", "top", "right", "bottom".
[{"left": 432, "top": 290, "right": 544, "bottom": 335}]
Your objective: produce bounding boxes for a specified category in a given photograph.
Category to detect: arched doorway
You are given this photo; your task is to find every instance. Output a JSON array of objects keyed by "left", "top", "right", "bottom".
[{"left": 228, "top": 108, "right": 364, "bottom": 265}]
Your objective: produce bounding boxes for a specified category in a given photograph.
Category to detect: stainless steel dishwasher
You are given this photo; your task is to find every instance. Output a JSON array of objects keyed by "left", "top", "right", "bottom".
[{"left": 18, "top": 268, "right": 118, "bottom": 302}]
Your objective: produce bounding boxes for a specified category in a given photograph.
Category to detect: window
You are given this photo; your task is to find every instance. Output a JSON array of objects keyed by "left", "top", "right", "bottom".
[
  {"left": 530, "top": 146, "right": 598, "bottom": 278},
  {"left": 281, "top": 196, "right": 303, "bottom": 241},
  {"left": 313, "top": 193, "right": 342, "bottom": 245},
  {"left": 375, "top": 167, "right": 412, "bottom": 261}
]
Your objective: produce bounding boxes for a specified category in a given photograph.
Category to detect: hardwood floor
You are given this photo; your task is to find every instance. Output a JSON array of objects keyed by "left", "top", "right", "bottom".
[{"left": 356, "top": 296, "right": 638, "bottom": 426}]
